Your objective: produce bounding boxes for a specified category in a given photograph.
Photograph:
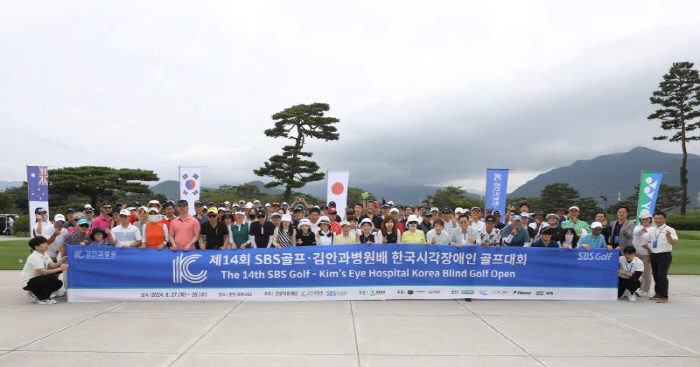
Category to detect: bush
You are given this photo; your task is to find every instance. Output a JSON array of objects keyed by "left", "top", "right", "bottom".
[
  {"left": 666, "top": 214, "right": 700, "bottom": 230},
  {"left": 13, "top": 215, "right": 29, "bottom": 234}
]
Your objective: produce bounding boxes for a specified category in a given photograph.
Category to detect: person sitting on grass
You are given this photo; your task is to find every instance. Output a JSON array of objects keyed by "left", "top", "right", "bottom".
[
  {"left": 617, "top": 246, "right": 644, "bottom": 302},
  {"left": 20, "top": 236, "right": 69, "bottom": 305}
]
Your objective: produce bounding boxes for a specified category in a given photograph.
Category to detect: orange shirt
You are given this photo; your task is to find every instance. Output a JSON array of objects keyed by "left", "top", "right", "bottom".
[{"left": 145, "top": 222, "right": 168, "bottom": 248}]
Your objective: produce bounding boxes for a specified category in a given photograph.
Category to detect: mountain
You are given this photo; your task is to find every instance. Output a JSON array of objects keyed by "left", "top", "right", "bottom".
[
  {"left": 298, "top": 181, "right": 483, "bottom": 205},
  {"left": 511, "top": 147, "right": 700, "bottom": 207},
  {"left": 150, "top": 180, "right": 180, "bottom": 200},
  {"left": 0, "top": 181, "right": 22, "bottom": 191}
]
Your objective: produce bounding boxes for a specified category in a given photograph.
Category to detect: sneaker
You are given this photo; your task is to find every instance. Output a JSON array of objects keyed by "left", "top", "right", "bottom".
[
  {"left": 635, "top": 290, "right": 648, "bottom": 298},
  {"left": 27, "top": 291, "right": 38, "bottom": 302},
  {"left": 36, "top": 299, "right": 57, "bottom": 305},
  {"left": 628, "top": 294, "right": 636, "bottom": 302},
  {"left": 54, "top": 289, "right": 66, "bottom": 297}
]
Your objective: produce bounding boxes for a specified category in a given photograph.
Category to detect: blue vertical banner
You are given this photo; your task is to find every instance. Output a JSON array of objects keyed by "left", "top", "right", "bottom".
[
  {"left": 636, "top": 171, "right": 663, "bottom": 221},
  {"left": 485, "top": 168, "right": 509, "bottom": 223}
]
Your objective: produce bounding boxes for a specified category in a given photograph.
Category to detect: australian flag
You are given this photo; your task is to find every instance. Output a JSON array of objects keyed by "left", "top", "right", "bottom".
[{"left": 27, "top": 166, "right": 49, "bottom": 201}]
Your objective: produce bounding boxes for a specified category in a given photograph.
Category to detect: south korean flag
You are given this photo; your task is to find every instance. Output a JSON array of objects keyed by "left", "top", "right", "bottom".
[{"left": 179, "top": 167, "right": 201, "bottom": 215}]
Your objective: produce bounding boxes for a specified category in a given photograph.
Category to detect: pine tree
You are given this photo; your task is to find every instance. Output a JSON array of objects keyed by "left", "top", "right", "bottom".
[
  {"left": 648, "top": 61, "right": 700, "bottom": 215},
  {"left": 254, "top": 103, "right": 340, "bottom": 201}
]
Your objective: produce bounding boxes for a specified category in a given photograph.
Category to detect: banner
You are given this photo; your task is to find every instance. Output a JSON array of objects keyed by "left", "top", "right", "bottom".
[
  {"left": 66, "top": 244, "right": 618, "bottom": 302},
  {"left": 485, "top": 168, "right": 509, "bottom": 222},
  {"left": 327, "top": 171, "right": 349, "bottom": 219},
  {"left": 27, "top": 166, "right": 49, "bottom": 237},
  {"left": 179, "top": 167, "right": 201, "bottom": 215},
  {"left": 636, "top": 171, "right": 663, "bottom": 222}
]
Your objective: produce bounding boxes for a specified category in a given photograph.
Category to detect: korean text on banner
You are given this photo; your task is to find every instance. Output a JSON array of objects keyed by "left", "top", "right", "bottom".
[{"left": 485, "top": 168, "right": 509, "bottom": 223}]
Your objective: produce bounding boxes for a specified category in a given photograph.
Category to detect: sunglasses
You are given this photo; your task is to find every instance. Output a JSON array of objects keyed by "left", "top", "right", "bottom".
[
  {"left": 79, "top": 224, "right": 90, "bottom": 228},
  {"left": 103, "top": 206, "right": 112, "bottom": 209},
  {"left": 207, "top": 214, "right": 217, "bottom": 218}
]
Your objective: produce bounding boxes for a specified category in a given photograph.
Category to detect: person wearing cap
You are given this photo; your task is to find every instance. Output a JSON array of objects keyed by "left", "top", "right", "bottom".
[
  {"left": 440, "top": 208, "right": 456, "bottom": 233},
  {"left": 249, "top": 211, "right": 275, "bottom": 248},
  {"left": 199, "top": 208, "right": 229, "bottom": 250},
  {"left": 647, "top": 211, "right": 678, "bottom": 303},
  {"left": 111, "top": 209, "right": 143, "bottom": 248},
  {"left": 479, "top": 215, "right": 502, "bottom": 246},
  {"left": 327, "top": 209, "right": 341, "bottom": 234},
  {"left": 561, "top": 206, "right": 590, "bottom": 236},
  {"left": 469, "top": 207, "right": 485, "bottom": 232},
  {"left": 142, "top": 207, "right": 169, "bottom": 250},
  {"left": 45, "top": 214, "right": 68, "bottom": 262},
  {"left": 492, "top": 210, "right": 505, "bottom": 229},
  {"left": 501, "top": 215, "right": 531, "bottom": 247},
  {"left": 528, "top": 210, "right": 546, "bottom": 240},
  {"left": 21, "top": 236, "right": 70, "bottom": 305},
  {"left": 387, "top": 208, "right": 405, "bottom": 233},
  {"left": 452, "top": 214, "right": 480, "bottom": 247},
  {"left": 531, "top": 228, "right": 559, "bottom": 248},
  {"left": 335, "top": 221, "right": 358, "bottom": 244},
  {"left": 380, "top": 204, "right": 391, "bottom": 221},
  {"left": 63, "top": 209, "right": 75, "bottom": 230},
  {"left": 281, "top": 202, "right": 289, "bottom": 212},
  {"left": 230, "top": 210, "right": 251, "bottom": 249},
  {"left": 607, "top": 206, "right": 634, "bottom": 250},
  {"left": 427, "top": 219, "right": 451, "bottom": 245},
  {"left": 169, "top": 200, "right": 201, "bottom": 251},
  {"left": 193, "top": 200, "right": 205, "bottom": 222},
  {"left": 291, "top": 206, "right": 304, "bottom": 228},
  {"left": 632, "top": 210, "right": 653, "bottom": 297},
  {"left": 32, "top": 207, "right": 52, "bottom": 239},
  {"left": 378, "top": 217, "right": 401, "bottom": 243},
  {"left": 268, "top": 212, "right": 282, "bottom": 229},
  {"left": 88, "top": 227, "right": 113, "bottom": 246},
  {"left": 128, "top": 201, "right": 140, "bottom": 224},
  {"left": 296, "top": 219, "right": 317, "bottom": 246},
  {"left": 161, "top": 201, "right": 177, "bottom": 231},
  {"left": 577, "top": 222, "right": 607, "bottom": 251},
  {"left": 63, "top": 218, "right": 92, "bottom": 246},
  {"left": 539, "top": 213, "right": 565, "bottom": 244},
  {"left": 418, "top": 210, "right": 433, "bottom": 234},
  {"left": 132, "top": 206, "right": 151, "bottom": 238},
  {"left": 316, "top": 216, "right": 336, "bottom": 245},
  {"left": 554, "top": 208, "right": 568, "bottom": 225},
  {"left": 358, "top": 218, "right": 380, "bottom": 244},
  {"left": 402, "top": 215, "right": 426, "bottom": 244},
  {"left": 83, "top": 205, "right": 95, "bottom": 225},
  {"left": 272, "top": 214, "right": 296, "bottom": 248}
]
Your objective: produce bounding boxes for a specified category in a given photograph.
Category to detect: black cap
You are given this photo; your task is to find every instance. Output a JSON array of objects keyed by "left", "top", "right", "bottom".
[
  {"left": 442, "top": 207, "right": 452, "bottom": 214},
  {"left": 34, "top": 207, "right": 47, "bottom": 214},
  {"left": 485, "top": 215, "right": 496, "bottom": 222},
  {"left": 194, "top": 200, "right": 203, "bottom": 206},
  {"left": 65, "top": 208, "right": 75, "bottom": 214},
  {"left": 423, "top": 210, "right": 432, "bottom": 216},
  {"left": 397, "top": 205, "right": 404, "bottom": 209},
  {"left": 293, "top": 206, "right": 303, "bottom": 212},
  {"left": 382, "top": 204, "right": 390, "bottom": 208},
  {"left": 223, "top": 211, "right": 234, "bottom": 218},
  {"left": 177, "top": 199, "right": 188, "bottom": 206},
  {"left": 493, "top": 210, "right": 502, "bottom": 215},
  {"left": 163, "top": 200, "right": 175, "bottom": 208},
  {"left": 130, "top": 201, "right": 140, "bottom": 207},
  {"left": 328, "top": 201, "right": 336, "bottom": 207},
  {"left": 102, "top": 201, "right": 111, "bottom": 206},
  {"left": 533, "top": 209, "right": 544, "bottom": 216},
  {"left": 320, "top": 204, "right": 329, "bottom": 210},
  {"left": 541, "top": 228, "right": 553, "bottom": 235},
  {"left": 256, "top": 210, "right": 266, "bottom": 217},
  {"left": 115, "top": 199, "right": 125, "bottom": 205},
  {"left": 208, "top": 201, "right": 215, "bottom": 206}
]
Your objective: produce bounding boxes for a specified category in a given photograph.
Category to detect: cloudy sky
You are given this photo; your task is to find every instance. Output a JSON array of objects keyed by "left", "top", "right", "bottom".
[{"left": 2, "top": 0, "right": 699, "bottom": 193}]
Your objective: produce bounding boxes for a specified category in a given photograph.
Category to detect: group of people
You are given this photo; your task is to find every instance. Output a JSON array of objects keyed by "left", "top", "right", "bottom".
[{"left": 23, "top": 198, "right": 678, "bottom": 305}]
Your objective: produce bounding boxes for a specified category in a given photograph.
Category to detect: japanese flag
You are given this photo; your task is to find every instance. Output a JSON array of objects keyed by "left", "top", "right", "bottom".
[{"left": 327, "top": 171, "right": 349, "bottom": 219}]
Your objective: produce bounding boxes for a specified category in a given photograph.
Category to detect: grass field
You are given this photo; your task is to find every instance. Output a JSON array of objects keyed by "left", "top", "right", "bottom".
[{"left": 2, "top": 231, "right": 699, "bottom": 274}]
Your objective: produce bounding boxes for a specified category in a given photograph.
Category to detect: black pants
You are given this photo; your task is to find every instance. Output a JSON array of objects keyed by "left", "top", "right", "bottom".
[
  {"left": 23, "top": 274, "right": 63, "bottom": 301},
  {"left": 651, "top": 252, "right": 672, "bottom": 298},
  {"left": 618, "top": 277, "right": 641, "bottom": 298}
]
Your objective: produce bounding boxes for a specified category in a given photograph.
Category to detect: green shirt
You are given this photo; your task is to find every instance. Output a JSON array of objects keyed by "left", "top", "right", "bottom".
[
  {"left": 561, "top": 219, "right": 591, "bottom": 235},
  {"left": 230, "top": 222, "right": 249, "bottom": 248}
]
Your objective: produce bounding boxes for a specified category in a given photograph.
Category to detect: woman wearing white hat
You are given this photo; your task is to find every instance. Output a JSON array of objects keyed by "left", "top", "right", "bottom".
[
  {"left": 358, "top": 218, "right": 381, "bottom": 244},
  {"left": 272, "top": 214, "right": 296, "bottom": 248},
  {"left": 316, "top": 216, "right": 335, "bottom": 245},
  {"left": 296, "top": 219, "right": 317, "bottom": 246},
  {"left": 401, "top": 215, "right": 427, "bottom": 244},
  {"left": 632, "top": 210, "right": 653, "bottom": 297}
]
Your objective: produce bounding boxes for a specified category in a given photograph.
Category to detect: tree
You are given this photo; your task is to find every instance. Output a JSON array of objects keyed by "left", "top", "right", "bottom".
[
  {"left": 426, "top": 186, "right": 484, "bottom": 210},
  {"left": 648, "top": 61, "right": 700, "bottom": 215},
  {"left": 576, "top": 197, "right": 603, "bottom": 222},
  {"left": 611, "top": 184, "right": 690, "bottom": 214},
  {"left": 540, "top": 183, "right": 580, "bottom": 213},
  {"left": 347, "top": 187, "right": 376, "bottom": 207},
  {"left": 254, "top": 103, "right": 340, "bottom": 201},
  {"left": 49, "top": 166, "right": 159, "bottom": 207}
]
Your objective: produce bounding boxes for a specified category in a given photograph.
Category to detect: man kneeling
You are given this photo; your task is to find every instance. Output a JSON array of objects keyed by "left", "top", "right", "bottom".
[
  {"left": 617, "top": 246, "right": 643, "bottom": 302},
  {"left": 20, "top": 236, "right": 69, "bottom": 305}
]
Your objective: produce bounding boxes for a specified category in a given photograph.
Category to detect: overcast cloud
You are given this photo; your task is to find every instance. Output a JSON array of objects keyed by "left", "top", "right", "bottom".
[{"left": 1, "top": 0, "right": 700, "bottom": 193}]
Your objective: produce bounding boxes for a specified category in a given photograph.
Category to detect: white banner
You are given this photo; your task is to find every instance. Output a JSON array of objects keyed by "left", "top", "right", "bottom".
[
  {"left": 326, "top": 171, "right": 349, "bottom": 219},
  {"left": 179, "top": 167, "right": 201, "bottom": 215}
]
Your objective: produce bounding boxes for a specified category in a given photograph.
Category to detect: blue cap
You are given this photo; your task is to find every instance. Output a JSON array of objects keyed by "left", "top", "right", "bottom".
[
  {"left": 77, "top": 219, "right": 89, "bottom": 226},
  {"left": 512, "top": 215, "right": 522, "bottom": 221}
]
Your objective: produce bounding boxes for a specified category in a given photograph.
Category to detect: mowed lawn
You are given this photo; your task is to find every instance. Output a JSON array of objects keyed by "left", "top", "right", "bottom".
[{"left": 1, "top": 231, "right": 699, "bottom": 274}]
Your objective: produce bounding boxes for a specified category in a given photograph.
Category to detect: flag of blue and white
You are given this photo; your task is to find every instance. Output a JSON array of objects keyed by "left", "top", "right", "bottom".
[
  {"left": 485, "top": 168, "right": 509, "bottom": 223},
  {"left": 27, "top": 165, "right": 49, "bottom": 236}
]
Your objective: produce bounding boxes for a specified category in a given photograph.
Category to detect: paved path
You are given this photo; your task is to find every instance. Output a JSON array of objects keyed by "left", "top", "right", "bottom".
[
  {"left": 0, "top": 271, "right": 698, "bottom": 366},
  {"left": 0, "top": 236, "right": 28, "bottom": 242}
]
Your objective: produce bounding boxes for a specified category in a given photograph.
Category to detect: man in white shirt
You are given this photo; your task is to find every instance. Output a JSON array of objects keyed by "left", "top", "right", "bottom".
[
  {"left": 111, "top": 209, "right": 142, "bottom": 248},
  {"left": 647, "top": 212, "right": 678, "bottom": 303},
  {"left": 617, "top": 246, "right": 644, "bottom": 301},
  {"left": 45, "top": 214, "right": 68, "bottom": 261},
  {"left": 452, "top": 214, "right": 481, "bottom": 246}
]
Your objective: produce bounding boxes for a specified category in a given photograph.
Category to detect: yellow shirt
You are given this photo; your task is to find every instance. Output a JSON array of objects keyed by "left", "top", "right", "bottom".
[
  {"left": 402, "top": 230, "right": 426, "bottom": 244},
  {"left": 334, "top": 233, "right": 357, "bottom": 245}
]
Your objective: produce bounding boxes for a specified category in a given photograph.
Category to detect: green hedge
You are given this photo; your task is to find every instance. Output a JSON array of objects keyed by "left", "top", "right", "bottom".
[{"left": 667, "top": 214, "right": 700, "bottom": 230}]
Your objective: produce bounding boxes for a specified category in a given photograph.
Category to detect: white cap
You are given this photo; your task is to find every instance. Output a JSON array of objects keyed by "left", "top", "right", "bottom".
[
  {"left": 282, "top": 202, "right": 289, "bottom": 206},
  {"left": 54, "top": 214, "right": 66, "bottom": 222},
  {"left": 119, "top": 209, "right": 131, "bottom": 216},
  {"left": 406, "top": 215, "right": 419, "bottom": 224},
  {"left": 591, "top": 221, "right": 603, "bottom": 229},
  {"left": 388, "top": 201, "right": 394, "bottom": 206},
  {"left": 639, "top": 210, "right": 652, "bottom": 219},
  {"left": 147, "top": 207, "right": 160, "bottom": 214},
  {"left": 455, "top": 207, "right": 464, "bottom": 214},
  {"left": 245, "top": 202, "right": 253, "bottom": 209},
  {"left": 520, "top": 212, "right": 530, "bottom": 218},
  {"left": 84, "top": 204, "right": 93, "bottom": 209},
  {"left": 359, "top": 218, "right": 374, "bottom": 229},
  {"left": 389, "top": 208, "right": 399, "bottom": 214},
  {"left": 281, "top": 214, "right": 292, "bottom": 222},
  {"left": 546, "top": 213, "right": 558, "bottom": 219},
  {"left": 298, "top": 218, "right": 311, "bottom": 229},
  {"left": 319, "top": 215, "right": 331, "bottom": 224},
  {"left": 254, "top": 199, "right": 261, "bottom": 204},
  {"left": 430, "top": 207, "right": 439, "bottom": 212},
  {"left": 340, "top": 220, "right": 351, "bottom": 227},
  {"left": 224, "top": 201, "right": 230, "bottom": 205},
  {"left": 569, "top": 206, "right": 580, "bottom": 212},
  {"left": 148, "top": 200, "right": 161, "bottom": 207},
  {"left": 265, "top": 203, "right": 271, "bottom": 207},
  {"left": 137, "top": 206, "right": 148, "bottom": 213},
  {"left": 218, "top": 207, "right": 226, "bottom": 211},
  {"left": 270, "top": 212, "right": 281, "bottom": 218},
  {"left": 234, "top": 210, "right": 246, "bottom": 216}
]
